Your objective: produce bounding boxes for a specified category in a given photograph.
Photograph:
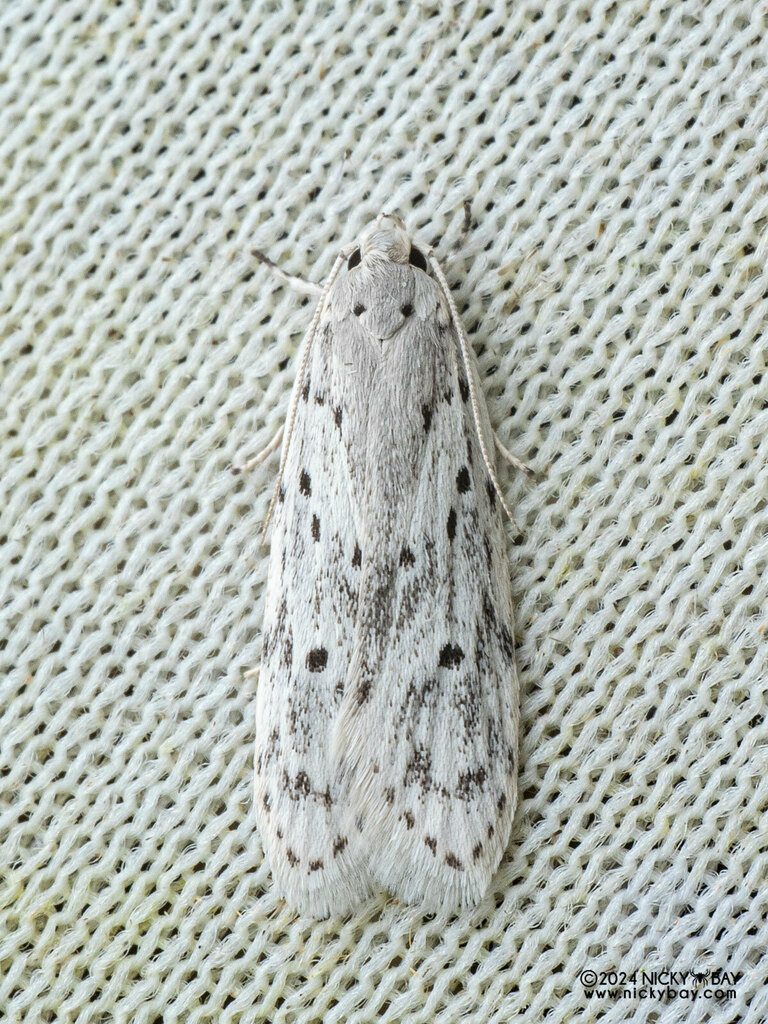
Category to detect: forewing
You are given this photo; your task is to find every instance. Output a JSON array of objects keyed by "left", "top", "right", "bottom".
[
  {"left": 335, "top": 276, "right": 519, "bottom": 912},
  {"left": 254, "top": 302, "right": 376, "bottom": 918}
]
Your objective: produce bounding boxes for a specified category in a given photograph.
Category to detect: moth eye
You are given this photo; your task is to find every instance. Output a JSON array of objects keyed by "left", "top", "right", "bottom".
[
  {"left": 347, "top": 248, "right": 362, "bottom": 270},
  {"left": 408, "top": 246, "right": 428, "bottom": 271}
]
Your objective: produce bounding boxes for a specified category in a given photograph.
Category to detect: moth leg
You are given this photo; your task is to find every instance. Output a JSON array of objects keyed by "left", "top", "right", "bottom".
[
  {"left": 251, "top": 249, "right": 323, "bottom": 296},
  {"left": 231, "top": 425, "right": 284, "bottom": 475},
  {"left": 494, "top": 433, "right": 536, "bottom": 477},
  {"left": 244, "top": 665, "right": 260, "bottom": 680}
]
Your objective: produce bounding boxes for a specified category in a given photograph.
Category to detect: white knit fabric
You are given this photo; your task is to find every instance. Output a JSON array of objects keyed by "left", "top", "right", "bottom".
[{"left": 2, "top": 1, "right": 767, "bottom": 1021}]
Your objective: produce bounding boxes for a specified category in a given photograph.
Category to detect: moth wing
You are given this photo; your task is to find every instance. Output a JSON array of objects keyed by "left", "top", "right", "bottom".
[
  {"left": 254, "top": 312, "right": 374, "bottom": 918},
  {"left": 335, "top": 289, "right": 519, "bottom": 912}
]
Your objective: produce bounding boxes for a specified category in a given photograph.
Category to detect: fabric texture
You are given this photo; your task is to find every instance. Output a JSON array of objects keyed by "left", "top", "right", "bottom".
[{"left": 2, "top": 1, "right": 767, "bottom": 1021}]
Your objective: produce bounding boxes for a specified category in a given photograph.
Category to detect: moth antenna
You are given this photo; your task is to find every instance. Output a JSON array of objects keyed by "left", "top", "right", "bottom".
[
  {"left": 260, "top": 247, "right": 350, "bottom": 542},
  {"left": 428, "top": 252, "right": 518, "bottom": 530}
]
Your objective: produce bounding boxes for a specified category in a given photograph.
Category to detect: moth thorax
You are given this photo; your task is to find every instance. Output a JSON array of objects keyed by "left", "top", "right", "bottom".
[{"left": 360, "top": 220, "right": 411, "bottom": 264}]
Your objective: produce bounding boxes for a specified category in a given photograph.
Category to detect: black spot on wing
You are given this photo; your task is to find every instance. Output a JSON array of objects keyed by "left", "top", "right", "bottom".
[
  {"left": 352, "top": 543, "right": 362, "bottom": 567},
  {"left": 401, "top": 303, "right": 414, "bottom": 317},
  {"left": 459, "top": 377, "right": 470, "bottom": 403},
  {"left": 301, "top": 379, "right": 310, "bottom": 402},
  {"left": 424, "top": 835, "right": 437, "bottom": 854},
  {"left": 300, "top": 470, "right": 311, "bottom": 496},
  {"left": 447, "top": 508, "right": 456, "bottom": 541},
  {"left": 422, "top": 404, "right": 432, "bottom": 432},
  {"left": 399, "top": 545, "right": 415, "bottom": 568},
  {"left": 309, "top": 859, "right": 324, "bottom": 872},
  {"left": 403, "top": 811, "right": 414, "bottom": 830},
  {"left": 457, "top": 466, "right": 471, "bottom": 493},
  {"left": 334, "top": 406, "right": 343, "bottom": 429},
  {"left": 445, "top": 852, "right": 464, "bottom": 870},
  {"left": 286, "top": 848, "right": 299, "bottom": 867},
  {"left": 438, "top": 643, "right": 465, "bottom": 669},
  {"left": 306, "top": 647, "right": 328, "bottom": 672},
  {"left": 353, "top": 302, "right": 366, "bottom": 316},
  {"left": 486, "top": 479, "right": 496, "bottom": 508},
  {"left": 311, "top": 515, "right": 320, "bottom": 541}
]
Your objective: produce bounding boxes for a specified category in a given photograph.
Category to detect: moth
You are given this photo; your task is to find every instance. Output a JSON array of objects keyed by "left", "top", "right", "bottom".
[{"left": 243, "top": 213, "right": 524, "bottom": 917}]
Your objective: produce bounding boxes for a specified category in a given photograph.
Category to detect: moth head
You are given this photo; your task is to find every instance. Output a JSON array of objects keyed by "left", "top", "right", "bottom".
[{"left": 350, "top": 213, "right": 429, "bottom": 271}]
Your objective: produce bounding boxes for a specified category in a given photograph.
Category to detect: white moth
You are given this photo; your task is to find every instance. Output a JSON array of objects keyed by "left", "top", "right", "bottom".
[{"left": 246, "top": 213, "right": 523, "bottom": 918}]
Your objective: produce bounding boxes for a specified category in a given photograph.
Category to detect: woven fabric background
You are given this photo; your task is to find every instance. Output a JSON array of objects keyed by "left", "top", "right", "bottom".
[{"left": 2, "top": 1, "right": 767, "bottom": 1021}]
